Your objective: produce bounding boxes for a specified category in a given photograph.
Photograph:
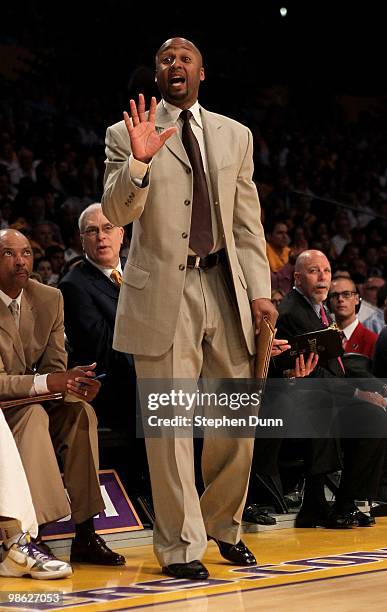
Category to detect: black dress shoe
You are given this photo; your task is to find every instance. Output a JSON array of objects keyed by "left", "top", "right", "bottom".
[
  {"left": 215, "top": 539, "right": 256, "bottom": 565},
  {"left": 162, "top": 560, "right": 209, "bottom": 580},
  {"left": 324, "top": 510, "right": 359, "bottom": 529},
  {"left": 295, "top": 508, "right": 357, "bottom": 529},
  {"left": 70, "top": 532, "right": 125, "bottom": 565},
  {"left": 355, "top": 510, "right": 375, "bottom": 527},
  {"left": 242, "top": 504, "right": 276, "bottom": 525}
]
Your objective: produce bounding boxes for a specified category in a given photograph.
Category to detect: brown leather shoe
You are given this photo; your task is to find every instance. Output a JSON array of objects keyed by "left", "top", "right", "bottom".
[
  {"left": 70, "top": 532, "right": 125, "bottom": 565},
  {"left": 162, "top": 560, "right": 209, "bottom": 580}
]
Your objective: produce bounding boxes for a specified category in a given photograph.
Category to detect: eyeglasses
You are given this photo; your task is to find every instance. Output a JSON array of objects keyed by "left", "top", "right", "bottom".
[
  {"left": 329, "top": 291, "right": 357, "bottom": 300},
  {"left": 81, "top": 224, "right": 117, "bottom": 237}
]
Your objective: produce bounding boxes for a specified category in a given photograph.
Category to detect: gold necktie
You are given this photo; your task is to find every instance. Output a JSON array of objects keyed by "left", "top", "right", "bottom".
[{"left": 110, "top": 269, "right": 122, "bottom": 287}]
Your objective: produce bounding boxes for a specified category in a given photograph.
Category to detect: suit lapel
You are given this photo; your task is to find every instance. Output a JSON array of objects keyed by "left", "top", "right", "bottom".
[
  {"left": 200, "top": 109, "right": 224, "bottom": 175},
  {"left": 20, "top": 286, "right": 35, "bottom": 367},
  {"left": 155, "top": 104, "right": 189, "bottom": 167},
  {"left": 294, "top": 290, "right": 325, "bottom": 330},
  {"left": 0, "top": 296, "right": 26, "bottom": 369},
  {"left": 83, "top": 260, "right": 119, "bottom": 300}
]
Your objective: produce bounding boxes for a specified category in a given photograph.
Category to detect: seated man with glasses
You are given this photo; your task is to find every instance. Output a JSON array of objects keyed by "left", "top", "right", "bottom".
[
  {"left": 329, "top": 277, "right": 378, "bottom": 360},
  {"left": 59, "top": 204, "right": 147, "bottom": 498}
]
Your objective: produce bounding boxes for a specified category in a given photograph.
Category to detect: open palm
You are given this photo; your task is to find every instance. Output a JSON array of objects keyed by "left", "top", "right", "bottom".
[{"left": 124, "top": 94, "right": 176, "bottom": 163}]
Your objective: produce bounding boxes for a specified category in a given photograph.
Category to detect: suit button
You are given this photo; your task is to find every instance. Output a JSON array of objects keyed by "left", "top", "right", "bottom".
[
  {"left": 179, "top": 264, "right": 186, "bottom": 271},
  {"left": 184, "top": 199, "right": 191, "bottom": 206},
  {"left": 185, "top": 168, "right": 191, "bottom": 174},
  {"left": 182, "top": 232, "right": 188, "bottom": 239},
  {"left": 214, "top": 201, "right": 219, "bottom": 206}
]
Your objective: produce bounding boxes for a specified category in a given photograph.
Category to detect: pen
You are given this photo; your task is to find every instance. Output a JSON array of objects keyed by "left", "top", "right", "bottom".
[
  {"left": 94, "top": 373, "right": 107, "bottom": 381},
  {"left": 78, "top": 372, "right": 107, "bottom": 388}
]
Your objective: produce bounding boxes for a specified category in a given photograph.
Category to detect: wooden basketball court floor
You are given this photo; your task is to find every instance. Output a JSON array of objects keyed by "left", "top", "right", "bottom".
[{"left": 2, "top": 521, "right": 387, "bottom": 611}]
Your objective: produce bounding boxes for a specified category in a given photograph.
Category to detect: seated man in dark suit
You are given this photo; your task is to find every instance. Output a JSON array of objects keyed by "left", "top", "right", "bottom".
[
  {"left": 0, "top": 228, "right": 125, "bottom": 567},
  {"left": 59, "top": 203, "right": 146, "bottom": 496},
  {"left": 276, "top": 249, "right": 386, "bottom": 528}
]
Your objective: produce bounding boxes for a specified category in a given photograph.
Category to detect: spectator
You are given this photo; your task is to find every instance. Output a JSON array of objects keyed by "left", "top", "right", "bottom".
[
  {"left": 328, "top": 277, "right": 378, "bottom": 359},
  {"left": 33, "top": 257, "right": 54, "bottom": 285},
  {"left": 266, "top": 220, "right": 294, "bottom": 294},
  {"left": 362, "top": 281, "right": 387, "bottom": 334}
]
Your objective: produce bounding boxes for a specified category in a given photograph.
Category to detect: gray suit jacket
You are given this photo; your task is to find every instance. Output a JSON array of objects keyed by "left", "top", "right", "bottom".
[{"left": 102, "top": 102, "right": 271, "bottom": 357}]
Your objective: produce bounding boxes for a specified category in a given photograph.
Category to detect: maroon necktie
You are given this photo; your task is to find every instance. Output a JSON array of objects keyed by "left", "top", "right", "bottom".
[
  {"left": 320, "top": 304, "right": 345, "bottom": 373},
  {"left": 180, "top": 110, "right": 213, "bottom": 257}
]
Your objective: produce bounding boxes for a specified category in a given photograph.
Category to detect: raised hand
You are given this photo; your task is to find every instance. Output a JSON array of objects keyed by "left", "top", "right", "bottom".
[{"left": 123, "top": 94, "right": 177, "bottom": 164}]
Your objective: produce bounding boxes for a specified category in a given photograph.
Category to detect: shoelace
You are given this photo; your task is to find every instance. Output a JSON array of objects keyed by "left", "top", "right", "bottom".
[{"left": 18, "top": 540, "right": 54, "bottom": 563}]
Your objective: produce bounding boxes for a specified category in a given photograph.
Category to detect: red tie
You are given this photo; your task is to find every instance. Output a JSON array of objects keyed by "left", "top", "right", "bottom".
[{"left": 320, "top": 304, "right": 345, "bottom": 373}]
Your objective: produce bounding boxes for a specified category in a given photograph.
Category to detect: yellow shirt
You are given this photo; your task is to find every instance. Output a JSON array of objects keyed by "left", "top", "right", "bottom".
[{"left": 266, "top": 243, "right": 290, "bottom": 272}]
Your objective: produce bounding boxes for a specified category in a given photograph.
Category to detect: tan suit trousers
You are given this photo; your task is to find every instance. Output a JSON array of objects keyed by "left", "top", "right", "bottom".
[
  {"left": 5, "top": 399, "right": 104, "bottom": 526},
  {"left": 134, "top": 262, "right": 254, "bottom": 566}
]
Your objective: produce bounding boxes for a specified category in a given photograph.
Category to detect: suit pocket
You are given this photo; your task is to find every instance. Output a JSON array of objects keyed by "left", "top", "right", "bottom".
[{"left": 123, "top": 262, "right": 150, "bottom": 289}]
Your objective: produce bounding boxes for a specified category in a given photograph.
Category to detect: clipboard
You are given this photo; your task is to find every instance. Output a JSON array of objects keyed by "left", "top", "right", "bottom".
[
  {"left": 273, "top": 325, "right": 343, "bottom": 370},
  {"left": 255, "top": 317, "right": 276, "bottom": 380},
  {"left": 0, "top": 392, "right": 63, "bottom": 410}
]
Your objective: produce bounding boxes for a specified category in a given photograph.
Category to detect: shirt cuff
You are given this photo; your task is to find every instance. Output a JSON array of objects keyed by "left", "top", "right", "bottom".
[
  {"left": 129, "top": 155, "right": 151, "bottom": 186},
  {"left": 30, "top": 373, "right": 49, "bottom": 396}
]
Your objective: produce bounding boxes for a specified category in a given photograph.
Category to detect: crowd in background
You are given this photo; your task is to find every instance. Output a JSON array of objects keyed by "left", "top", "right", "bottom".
[{"left": 1, "top": 3, "right": 386, "bottom": 331}]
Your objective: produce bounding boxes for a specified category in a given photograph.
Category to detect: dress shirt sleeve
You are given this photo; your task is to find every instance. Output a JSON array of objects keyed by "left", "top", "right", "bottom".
[{"left": 29, "top": 374, "right": 49, "bottom": 396}]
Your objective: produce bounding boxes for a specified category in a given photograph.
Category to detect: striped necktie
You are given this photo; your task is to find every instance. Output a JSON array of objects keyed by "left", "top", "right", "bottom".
[
  {"left": 9, "top": 300, "right": 20, "bottom": 325},
  {"left": 110, "top": 269, "right": 122, "bottom": 287}
]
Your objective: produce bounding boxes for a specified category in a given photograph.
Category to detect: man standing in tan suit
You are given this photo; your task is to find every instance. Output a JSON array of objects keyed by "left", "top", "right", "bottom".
[
  {"left": 102, "top": 37, "right": 276, "bottom": 579},
  {"left": 0, "top": 228, "right": 125, "bottom": 566}
]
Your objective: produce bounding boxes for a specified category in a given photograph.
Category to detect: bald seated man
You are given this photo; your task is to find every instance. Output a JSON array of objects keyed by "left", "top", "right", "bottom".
[
  {"left": 0, "top": 229, "right": 125, "bottom": 567},
  {"left": 276, "top": 249, "right": 386, "bottom": 529}
]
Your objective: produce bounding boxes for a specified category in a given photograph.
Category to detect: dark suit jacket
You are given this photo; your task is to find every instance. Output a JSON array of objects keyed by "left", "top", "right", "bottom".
[
  {"left": 275, "top": 289, "right": 344, "bottom": 378},
  {"left": 59, "top": 258, "right": 135, "bottom": 429},
  {"left": 275, "top": 289, "right": 381, "bottom": 394}
]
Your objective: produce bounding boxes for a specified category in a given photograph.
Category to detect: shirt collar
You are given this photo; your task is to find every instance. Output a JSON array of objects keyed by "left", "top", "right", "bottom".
[
  {"left": 162, "top": 99, "right": 203, "bottom": 129},
  {"left": 342, "top": 318, "right": 359, "bottom": 339},
  {"left": 86, "top": 255, "right": 122, "bottom": 279},
  {"left": 0, "top": 287, "right": 23, "bottom": 308}
]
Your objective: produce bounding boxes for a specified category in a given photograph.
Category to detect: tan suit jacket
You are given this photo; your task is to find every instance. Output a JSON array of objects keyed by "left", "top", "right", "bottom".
[
  {"left": 102, "top": 102, "right": 270, "bottom": 357},
  {"left": 0, "top": 279, "right": 103, "bottom": 525},
  {"left": 0, "top": 279, "right": 67, "bottom": 399}
]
